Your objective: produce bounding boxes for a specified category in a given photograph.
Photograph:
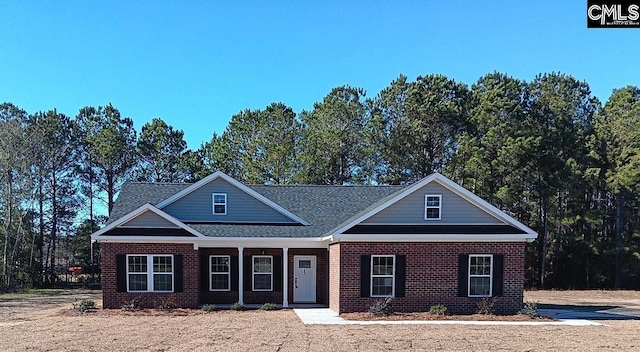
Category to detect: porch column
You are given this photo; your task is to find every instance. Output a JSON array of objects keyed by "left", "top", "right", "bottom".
[
  {"left": 238, "top": 246, "right": 244, "bottom": 305},
  {"left": 283, "top": 247, "right": 289, "bottom": 308}
]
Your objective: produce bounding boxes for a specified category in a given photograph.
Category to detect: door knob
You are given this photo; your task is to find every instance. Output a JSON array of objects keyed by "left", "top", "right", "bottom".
[{"left": 295, "top": 278, "right": 298, "bottom": 288}]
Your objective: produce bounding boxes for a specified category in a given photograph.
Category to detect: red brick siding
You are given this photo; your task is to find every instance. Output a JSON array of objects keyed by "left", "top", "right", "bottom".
[
  {"left": 288, "top": 248, "right": 329, "bottom": 305},
  {"left": 329, "top": 242, "right": 525, "bottom": 314},
  {"left": 101, "top": 242, "right": 199, "bottom": 309}
]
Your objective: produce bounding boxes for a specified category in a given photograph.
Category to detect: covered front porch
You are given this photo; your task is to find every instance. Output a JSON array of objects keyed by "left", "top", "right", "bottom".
[{"left": 196, "top": 241, "right": 329, "bottom": 308}]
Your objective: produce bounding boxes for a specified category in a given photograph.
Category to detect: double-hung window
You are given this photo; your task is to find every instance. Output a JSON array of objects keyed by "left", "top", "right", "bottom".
[
  {"left": 469, "top": 254, "right": 492, "bottom": 297},
  {"left": 371, "top": 255, "right": 395, "bottom": 297},
  {"left": 127, "top": 254, "right": 173, "bottom": 292},
  {"left": 425, "top": 194, "right": 442, "bottom": 220},
  {"left": 213, "top": 193, "right": 227, "bottom": 215},
  {"left": 253, "top": 256, "right": 273, "bottom": 291},
  {"left": 210, "top": 255, "right": 230, "bottom": 291}
]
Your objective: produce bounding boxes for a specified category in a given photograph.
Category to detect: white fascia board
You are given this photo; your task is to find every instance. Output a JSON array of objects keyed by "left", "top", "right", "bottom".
[
  {"left": 94, "top": 236, "right": 329, "bottom": 249},
  {"left": 332, "top": 172, "right": 538, "bottom": 238},
  {"left": 90, "top": 203, "right": 205, "bottom": 240},
  {"left": 331, "top": 233, "right": 537, "bottom": 243},
  {"left": 193, "top": 237, "right": 328, "bottom": 249},
  {"left": 155, "top": 171, "right": 310, "bottom": 226}
]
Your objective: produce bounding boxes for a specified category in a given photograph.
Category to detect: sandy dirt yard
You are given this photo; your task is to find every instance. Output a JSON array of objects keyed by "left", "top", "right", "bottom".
[{"left": 0, "top": 290, "right": 639, "bottom": 351}]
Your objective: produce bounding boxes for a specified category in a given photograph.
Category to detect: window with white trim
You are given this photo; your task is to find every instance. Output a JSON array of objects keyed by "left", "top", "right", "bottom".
[
  {"left": 253, "top": 255, "right": 272, "bottom": 291},
  {"left": 371, "top": 255, "right": 395, "bottom": 297},
  {"left": 210, "top": 255, "right": 230, "bottom": 291},
  {"left": 127, "top": 254, "right": 173, "bottom": 292},
  {"left": 212, "top": 193, "right": 227, "bottom": 215},
  {"left": 425, "top": 194, "right": 442, "bottom": 220},
  {"left": 469, "top": 254, "right": 492, "bottom": 297}
]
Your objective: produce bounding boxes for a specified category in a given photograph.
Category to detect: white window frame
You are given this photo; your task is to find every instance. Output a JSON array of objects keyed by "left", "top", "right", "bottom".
[
  {"left": 370, "top": 255, "right": 395, "bottom": 297},
  {"left": 252, "top": 255, "right": 273, "bottom": 291},
  {"left": 424, "top": 194, "right": 442, "bottom": 220},
  {"left": 126, "top": 254, "right": 174, "bottom": 293},
  {"left": 468, "top": 254, "right": 493, "bottom": 297},
  {"left": 212, "top": 193, "right": 227, "bottom": 215},
  {"left": 209, "top": 255, "right": 231, "bottom": 291}
]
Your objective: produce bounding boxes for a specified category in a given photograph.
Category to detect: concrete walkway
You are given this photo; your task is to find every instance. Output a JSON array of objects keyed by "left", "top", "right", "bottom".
[{"left": 293, "top": 308, "right": 603, "bottom": 326}]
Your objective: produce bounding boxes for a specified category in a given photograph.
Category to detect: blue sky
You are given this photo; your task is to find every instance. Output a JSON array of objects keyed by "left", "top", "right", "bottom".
[{"left": 1, "top": 1, "right": 638, "bottom": 149}]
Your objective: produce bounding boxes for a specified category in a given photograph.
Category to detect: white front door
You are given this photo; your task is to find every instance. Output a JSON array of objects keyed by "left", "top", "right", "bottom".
[{"left": 294, "top": 256, "right": 316, "bottom": 303}]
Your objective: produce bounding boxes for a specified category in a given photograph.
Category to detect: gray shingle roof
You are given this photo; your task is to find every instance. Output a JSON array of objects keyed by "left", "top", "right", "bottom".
[{"left": 108, "top": 182, "right": 403, "bottom": 238}]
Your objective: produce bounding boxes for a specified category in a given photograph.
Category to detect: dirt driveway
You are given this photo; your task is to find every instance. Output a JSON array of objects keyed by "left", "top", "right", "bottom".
[
  {"left": 0, "top": 290, "right": 101, "bottom": 327},
  {"left": 0, "top": 290, "right": 639, "bottom": 351}
]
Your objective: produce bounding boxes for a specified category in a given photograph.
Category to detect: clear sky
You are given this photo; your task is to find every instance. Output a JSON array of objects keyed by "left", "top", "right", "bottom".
[{"left": 1, "top": 1, "right": 638, "bottom": 149}]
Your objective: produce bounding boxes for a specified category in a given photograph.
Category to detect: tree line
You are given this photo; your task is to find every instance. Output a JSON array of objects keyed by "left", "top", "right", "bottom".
[{"left": 1, "top": 71, "right": 639, "bottom": 291}]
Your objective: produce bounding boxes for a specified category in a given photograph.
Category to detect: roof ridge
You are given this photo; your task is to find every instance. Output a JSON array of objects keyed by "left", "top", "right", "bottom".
[
  {"left": 126, "top": 181, "right": 193, "bottom": 185},
  {"left": 248, "top": 184, "right": 404, "bottom": 187}
]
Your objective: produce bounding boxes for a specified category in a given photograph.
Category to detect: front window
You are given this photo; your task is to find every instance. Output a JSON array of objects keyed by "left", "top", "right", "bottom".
[
  {"left": 425, "top": 194, "right": 442, "bottom": 220},
  {"left": 210, "top": 255, "right": 230, "bottom": 291},
  {"left": 469, "top": 254, "right": 492, "bottom": 297},
  {"left": 253, "top": 256, "right": 273, "bottom": 291},
  {"left": 213, "top": 193, "right": 227, "bottom": 215},
  {"left": 371, "top": 255, "right": 395, "bottom": 297},
  {"left": 127, "top": 255, "right": 173, "bottom": 292}
]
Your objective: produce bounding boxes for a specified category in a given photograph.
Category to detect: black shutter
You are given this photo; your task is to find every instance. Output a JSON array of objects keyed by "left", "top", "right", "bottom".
[
  {"left": 244, "top": 256, "right": 252, "bottom": 291},
  {"left": 457, "top": 254, "right": 469, "bottom": 297},
  {"left": 360, "top": 255, "right": 371, "bottom": 297},
  {"left": 394, "top": 255, "right": 406, "bottom": 297},
  {"left": 273, "top": 256, "right": 282, "bottom": 291},
  {"left": 492, "top": 254, "right": 504, "bottom": 297},
  {"left": 200, "top": 254, "right": 209, "bottom": 291},
  {"left": 174, "top": 255, "right": 183, "bottom": 293},
  {"left": 116, "top": 254, "right": 127, "bottom": 292},
  {"left": 230, "top": 256, "right": 239, "bottom": 291}
]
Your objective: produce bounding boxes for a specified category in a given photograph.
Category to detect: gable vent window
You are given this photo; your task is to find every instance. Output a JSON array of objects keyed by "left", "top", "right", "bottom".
[
  {"left": 425, "top": 194, "right": 442, "bottom": 220},
  {"left": 212, "top": 193, "right": 227, "bottom": 215}
]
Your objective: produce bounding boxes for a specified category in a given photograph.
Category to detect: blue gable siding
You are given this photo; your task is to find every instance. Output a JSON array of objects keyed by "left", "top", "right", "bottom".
[
  {"left": 362, "top": 182, "right": 503, "bottom": 225},
  {"left": 161, "top": 178, "right": 297, "bottom": 223}
]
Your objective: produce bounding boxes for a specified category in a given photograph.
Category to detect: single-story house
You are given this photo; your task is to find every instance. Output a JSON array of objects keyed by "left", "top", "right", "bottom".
[{"left": 91, "top": 171, "right": 537, "bottom": 314}]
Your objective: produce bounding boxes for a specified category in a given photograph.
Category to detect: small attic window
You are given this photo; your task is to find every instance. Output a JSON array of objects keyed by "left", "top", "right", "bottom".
[
  {"left": 213, "top": 193, "right": 227, "bottom": 215},
  {"left": 425, "top": 195, "right": 441, "bottom": 220}
]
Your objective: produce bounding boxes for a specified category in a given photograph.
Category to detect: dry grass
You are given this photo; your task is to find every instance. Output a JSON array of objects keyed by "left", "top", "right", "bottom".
[
  {"left": 525, "top": 289, "right": 640, "bottom": 308},
  {"left": 1, "top": 290, "right": 640, "bottom": 351}
]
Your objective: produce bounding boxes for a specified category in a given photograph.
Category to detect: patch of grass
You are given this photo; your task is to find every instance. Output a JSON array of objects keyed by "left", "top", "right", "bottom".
[
  {"left": 522, "top": 301, "right": 538, "bottom": 318},
  {"left": 368, "top": 297, "right": 394, "bottom": 316},
  {"left": 74, "top": 299, "right": 96, "bottom": 313},
  {"left": 230, "top": 302, "right": 245, "bottom": 311},
  {"left": 201, "top": 304, "right": 217, "bottom": 313},
  {"left": 429, "top": 304, "right": 447, "bottom": 316},
  {"left": 153, "top": 295, "right": 176, "bottom": 312},
  {"left": 121, "top": 298, "right": 141, "bottom": 312},
  {"left": 0, "top": 288, "right": 67, "bottom": 299},
  {"left": 477, "top": 296, "right": 499, "bottom": 315},
  {"left": 260, "top": 302, "right": 278, "bottom": 311}
]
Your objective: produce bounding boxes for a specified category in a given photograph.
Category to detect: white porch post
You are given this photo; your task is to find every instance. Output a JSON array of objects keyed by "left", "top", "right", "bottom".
[
  {"left": 238, "top": 246, "right": 244, "bottom": 305},
  {"left": 283, "top": 247, "right": 289, "bottom": 308}
]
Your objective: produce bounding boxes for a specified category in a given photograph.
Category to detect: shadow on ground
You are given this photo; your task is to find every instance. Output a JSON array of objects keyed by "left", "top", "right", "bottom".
[{"left": 538, "top": 304, "right": 640, "bottom": 320}]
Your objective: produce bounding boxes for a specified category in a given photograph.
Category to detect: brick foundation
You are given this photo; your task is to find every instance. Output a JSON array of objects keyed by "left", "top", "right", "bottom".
[{"left": 329, "top": 242, "right": 525, "bottom": 315}]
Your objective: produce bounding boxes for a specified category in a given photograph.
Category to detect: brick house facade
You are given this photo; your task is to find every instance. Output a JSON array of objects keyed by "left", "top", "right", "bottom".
[{"left": 93, "top": 171, "right": 537, "bottom": 313}]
